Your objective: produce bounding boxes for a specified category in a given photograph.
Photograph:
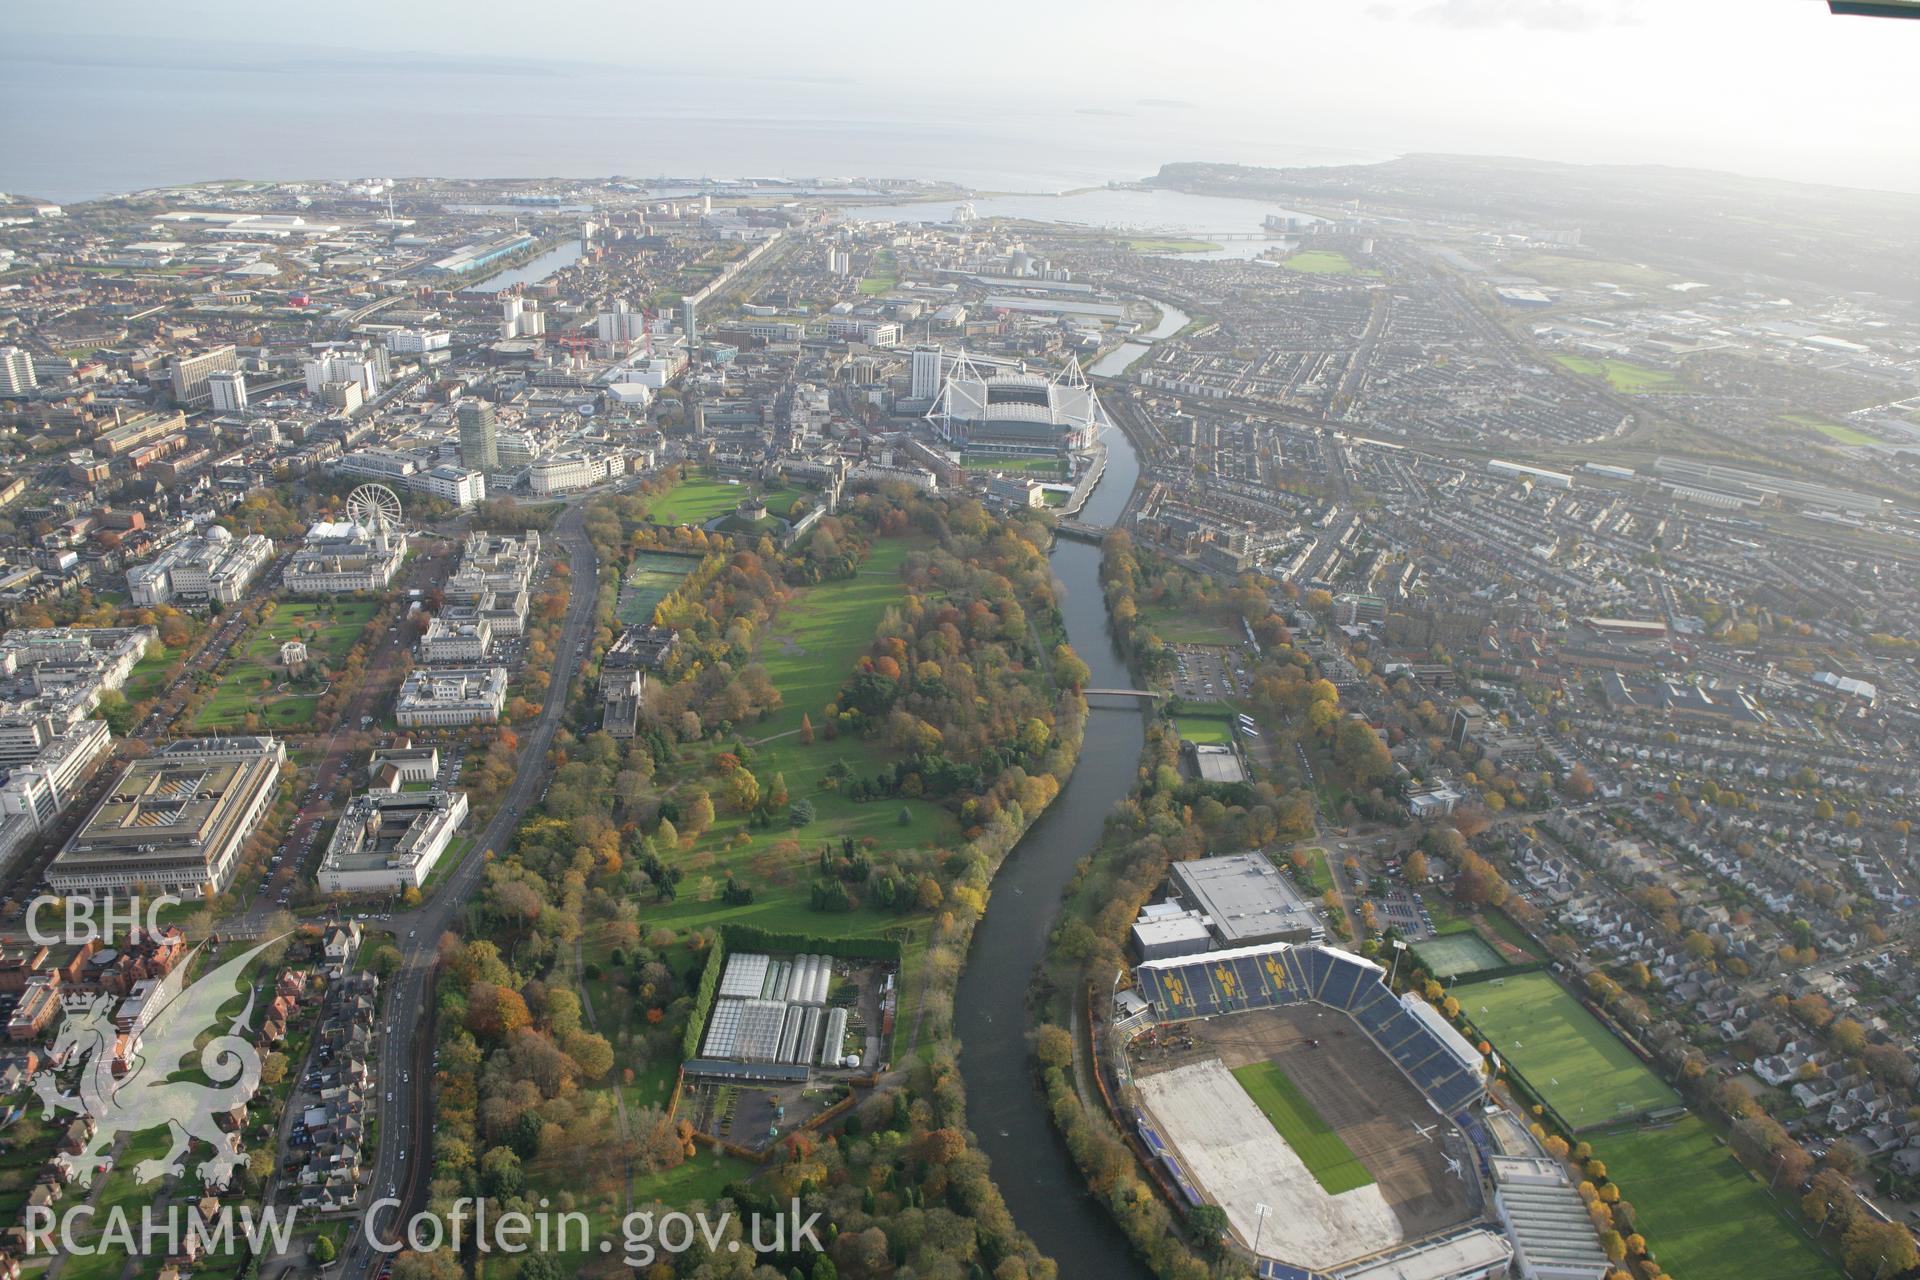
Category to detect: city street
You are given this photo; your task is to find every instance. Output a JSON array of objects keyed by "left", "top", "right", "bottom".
[{"left": 331, "top": 497, "right": 600, "bottom": 1276}]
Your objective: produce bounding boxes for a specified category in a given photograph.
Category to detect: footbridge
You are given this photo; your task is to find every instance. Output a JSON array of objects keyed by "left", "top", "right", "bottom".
[{"left": 1055, "top": 519, "right": 1109, "bottom": 544}]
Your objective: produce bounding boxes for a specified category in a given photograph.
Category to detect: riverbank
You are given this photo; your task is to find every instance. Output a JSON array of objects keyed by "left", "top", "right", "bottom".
[
  {"left": 467, "top": 237, "right": 583, "bottom": 291},
  {"left": 953, "top": 417, "right": 1158, "bottom": 1277},
  {"left": 1090, "top": 296, "right": 1192, "bottom": 378}
]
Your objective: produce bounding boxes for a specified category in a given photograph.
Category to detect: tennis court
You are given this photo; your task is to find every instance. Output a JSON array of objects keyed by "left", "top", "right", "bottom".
[
  {"left": 616, "top": 551, "right": 700, "bottom": 625},
  {"left": 1413, "top": 933, "right": 1504, "bottom": 980}
]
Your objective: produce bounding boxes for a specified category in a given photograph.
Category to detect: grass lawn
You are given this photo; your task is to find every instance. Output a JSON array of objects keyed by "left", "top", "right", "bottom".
[
  {"left": 1292, "top": 846, "right": 1333, "bottom": 895},
  {"left": 1458, "top": 971, "right": 1678, "bottom": 1129},
  {"left": 648, "top": 474, "right": 807, "bottom": 526},
  {"left": 1597, "top": 1116, "right": 1841, "bottom": 1280},
  {"left": 892, "top": 925, "right": 932, "bottom": 1064},
  {"left": 1412, "top": 932, "right": 1504, "bottom": 979},
  {"left": 1505, "top": 253, "right": 1674, "bottom": 290},
  {"left": 1172, "top": 715, "right": 1232, "bottom": 745},
  {"left": 756, "top": 537, "right": 914, "bottom": 743},
  {"left": 1279, "top": 250, "right": 1355, "bottom": 275},
  {"left": 858, "top": 249, "right": 899, "bottom": 296},
  {"left": 1482, "top": 906, "right": 1547, "bottom": 960},
  {"left": 1552, "top": 353, "right": 1683, "bottom": 394},
  {"left": 123, "top": 643, "right": 189, "bottom": 704},
  {"left": 421, "top": 834, "right": 479, "bottom": 893},
  {"left": 1788, "top": 413, "right": 1883, "bottom": 446},
  {"left": 641, "top": 893, "right": 917, "bottom": 943},
  {"left": 631, "top": 1149, "right": 759, "bottom": 1206},
  {"left": 1126, "top": 237, "right": 1222, "bottom": 254},
  {"left": 191, "top": 599, "right": 378, "bottom": 730},
  {"left": 58, "top": 1129, "right": 181, "bottom": 1277},
  {"left": 1230, "top": 1061, "right": 1374, "bottom": 1194},
  {"left": 1426, "top": 895, "right": 1472, "bottom": 936},
  {"left": 53, "top": 1247, "right": 139, "bottom": 1280},
  {"left": 1136, "top": 602, "right": 1237, "bottom": 645},
  {"left": 618, "top": 536, "right": 956, "bottom": 978}
]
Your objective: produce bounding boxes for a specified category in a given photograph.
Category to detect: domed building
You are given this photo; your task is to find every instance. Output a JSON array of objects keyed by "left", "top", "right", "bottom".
[{"left": 125, "top": 523, "right": 275, "bottom": 607}]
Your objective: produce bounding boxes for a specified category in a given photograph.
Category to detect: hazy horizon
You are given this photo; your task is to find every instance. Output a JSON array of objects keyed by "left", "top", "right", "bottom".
[{"left": 5, "top": 1, "right": 1918, "bottom": 200}]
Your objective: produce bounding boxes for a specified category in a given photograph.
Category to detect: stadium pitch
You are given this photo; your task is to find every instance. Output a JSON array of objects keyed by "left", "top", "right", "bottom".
[
  {"left": 1231, "top": 1061, "right": 1373, "bottom": 1194},
  {"left": 1129, "top": 1004, "right": 1478, "bottom": 1269}
]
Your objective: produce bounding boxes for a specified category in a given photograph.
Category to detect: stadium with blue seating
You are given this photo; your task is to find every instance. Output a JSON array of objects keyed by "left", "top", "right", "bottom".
[{"left": 1135, "top": 941, "right": 1489, "bottom": 1118}]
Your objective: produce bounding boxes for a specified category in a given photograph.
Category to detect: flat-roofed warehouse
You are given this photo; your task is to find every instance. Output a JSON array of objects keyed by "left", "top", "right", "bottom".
[
  {"left": 1169, "top": 852, "right": 1321, "bottom": 946},
  {"left": 47, "top": 736, "right": 286, "bottom": 898},
  {"left": 1183, "top": 741, "right": 1247, "bottom": 785}
]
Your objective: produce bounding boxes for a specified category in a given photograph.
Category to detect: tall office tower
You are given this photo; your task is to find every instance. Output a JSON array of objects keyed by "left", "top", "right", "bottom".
[
  {"left": 457, "top": 400, "right": 499, "bottom": 471},
  {"left": 580, "top": 220, "right": 597, "bottom": 254},
  {"left": 170, "top": 345, "right": 239, "bottom": 404},
  {"left": 0, "top": 346, "right": 36, "bottom": 395},
  {"left": 208, "top": 369, "right": 248, "bottom": 414},
  {"left": 681, "top": 297, "right": 697, "bottom": 344},
  {"left": 910, "top": 345, "right": 944, "bottom": 401}
]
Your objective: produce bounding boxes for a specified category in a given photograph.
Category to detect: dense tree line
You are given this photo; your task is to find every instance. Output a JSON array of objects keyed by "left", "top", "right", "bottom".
[
  {"left": 1031, "top": 720, "right": 1318, "bottom": 1279},
  {"left": 400, "top": 484, "right": 1093, "bottom": 1278},
  {"left": 1100, "top": 531, "right": 1285, "bottom": 680}
]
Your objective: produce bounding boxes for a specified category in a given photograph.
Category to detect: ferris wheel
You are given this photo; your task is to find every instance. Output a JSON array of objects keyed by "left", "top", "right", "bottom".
[{"left": 345, "top": 483, "right": 403, "bottom": 532}]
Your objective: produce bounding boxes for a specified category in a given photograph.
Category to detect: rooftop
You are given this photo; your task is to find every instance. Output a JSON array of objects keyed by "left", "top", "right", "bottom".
[{"left": 1169, "top": 853, "right": 1319, "bottom": 945}]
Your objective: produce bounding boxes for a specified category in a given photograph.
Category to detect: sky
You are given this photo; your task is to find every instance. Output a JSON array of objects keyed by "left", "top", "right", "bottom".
[{"left": 6, "top": 0, "right": 1919, "bottom": 196}]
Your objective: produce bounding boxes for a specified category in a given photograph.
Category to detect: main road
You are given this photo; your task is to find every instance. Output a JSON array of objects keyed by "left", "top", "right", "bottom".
[{"left": 334, "top": 495, "right": 602, "bottom": 1276}]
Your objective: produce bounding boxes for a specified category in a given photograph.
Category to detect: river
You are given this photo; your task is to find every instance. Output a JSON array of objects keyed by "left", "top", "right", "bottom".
[
  {"left": 1088, "top": 298, "right": 1192, "bottom": 379},
  {"left": 468, "top": 241, "right": 586, "bottom": 292},
  {"left": 954, "top": 425, "right": 1152, "bottom": 1279}
]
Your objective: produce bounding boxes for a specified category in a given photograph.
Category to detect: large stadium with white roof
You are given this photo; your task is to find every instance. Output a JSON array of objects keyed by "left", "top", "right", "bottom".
[{"left": 924, "top": 352, "right": 1107, "bottom": 457}]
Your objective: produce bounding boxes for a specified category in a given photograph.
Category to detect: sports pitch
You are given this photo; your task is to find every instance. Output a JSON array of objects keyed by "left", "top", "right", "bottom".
[
  {"left": 1460, "top": 972, "right": 1678, "bottom": 1128},
  {"left": 1231, "top": 1061, "right": 1373, "bottom": 1194},
  {"left": 1173, "top": 715, "right": 1233, "bottom": 745},
  {"left": 1137, "top": 1058, "right": 1400, "bottom": 1270},
  {"left": 1412, "top": 932, "right": 1504, "bottom": 980},
  {"left": 615, "top": 551, "right": 699, "bottom": 625},
  {"left": 1129, "top": 1004, "right": 1476, "bottom": 1270},
  {"left": 1552, "top": 353, "right": 1681, "bottom": 393},
  {"left": 1280, "top": 250, "right": 1356, "bottom": 275},
  {"left": 1595, "top": 1116, "right": 1841, "bottom": 1280}
]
